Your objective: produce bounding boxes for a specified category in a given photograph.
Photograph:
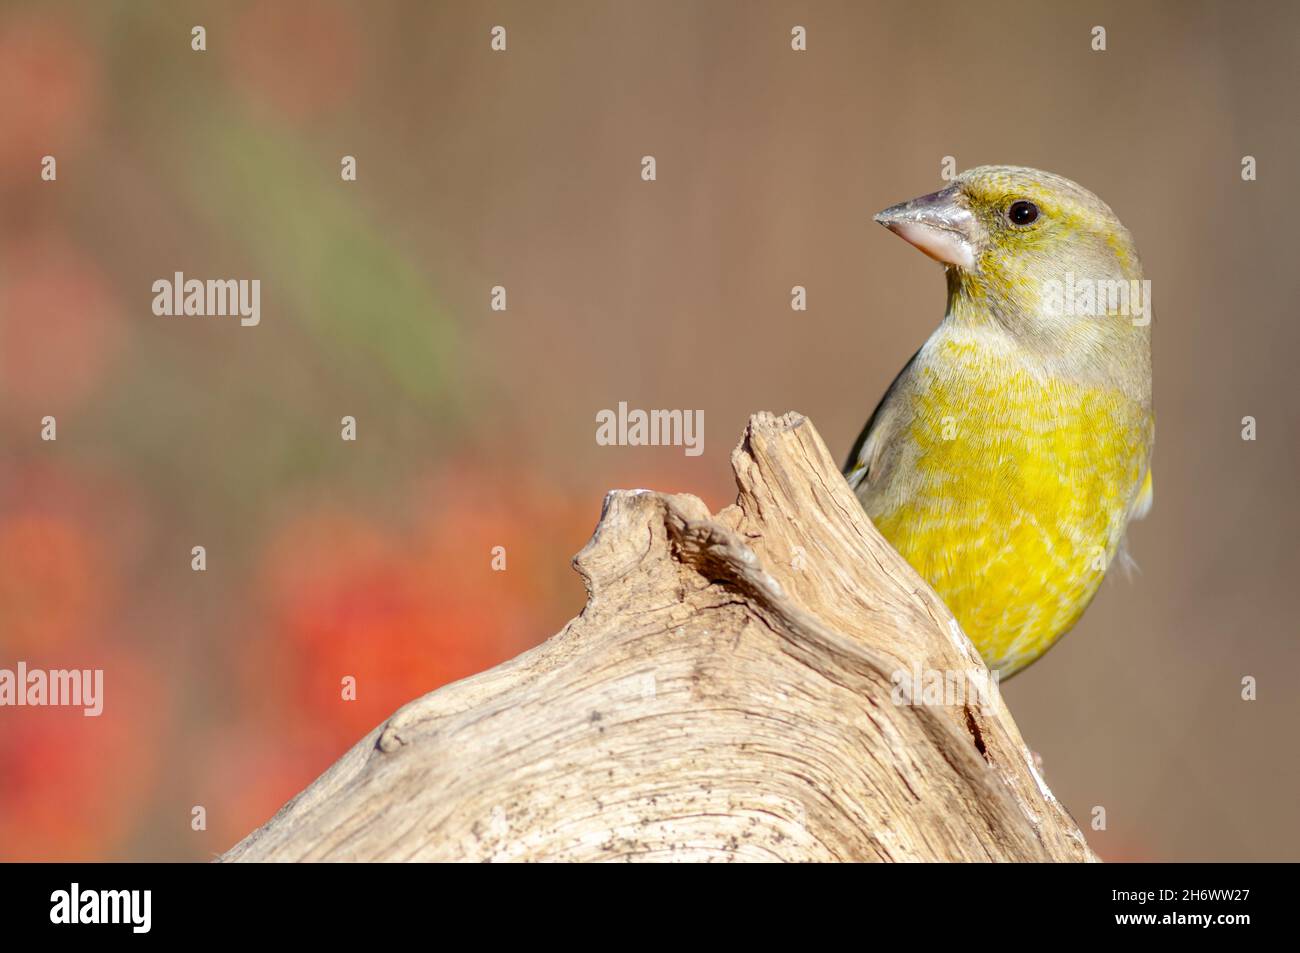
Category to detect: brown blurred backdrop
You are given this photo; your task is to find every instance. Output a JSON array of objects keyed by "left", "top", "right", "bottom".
[{"left": 0, "top": 0, "right": 1297, "bottom": 861}]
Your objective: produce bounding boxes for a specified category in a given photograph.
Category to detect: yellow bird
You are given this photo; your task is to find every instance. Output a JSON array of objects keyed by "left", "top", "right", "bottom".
[{"left": 846, "top": 166, "right": 1153, "bottom": 678}]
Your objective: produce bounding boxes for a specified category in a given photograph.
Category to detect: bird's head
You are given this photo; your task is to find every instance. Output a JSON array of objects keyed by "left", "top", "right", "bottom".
[{"left": 874, "top": 165, "right": 1149, "bottom": 370}]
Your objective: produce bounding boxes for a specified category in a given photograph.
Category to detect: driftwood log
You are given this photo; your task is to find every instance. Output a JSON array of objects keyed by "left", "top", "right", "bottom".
[{"left": 223, "top": 412, "right": 1095, "bottom": 862}]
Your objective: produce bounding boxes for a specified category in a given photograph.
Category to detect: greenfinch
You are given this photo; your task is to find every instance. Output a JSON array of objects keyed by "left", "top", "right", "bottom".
[{"left": 846, "top": 166, "right": 1153, "bottom": 678}]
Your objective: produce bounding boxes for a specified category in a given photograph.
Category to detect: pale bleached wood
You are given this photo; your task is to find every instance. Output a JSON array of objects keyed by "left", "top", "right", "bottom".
[{"left": 222, "top": 412, "right": 1095, "bottom": 862}]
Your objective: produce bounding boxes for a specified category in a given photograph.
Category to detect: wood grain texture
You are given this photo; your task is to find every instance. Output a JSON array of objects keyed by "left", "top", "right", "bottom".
[{"left": 222, "top": 412, "right": 1095, "bottom": 862}]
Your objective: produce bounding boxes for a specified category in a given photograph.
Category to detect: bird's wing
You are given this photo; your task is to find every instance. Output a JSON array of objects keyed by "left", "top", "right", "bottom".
[
  {"left": 843, "top": 347, "right": 921, "bottom": 492},
  {"left": 1129, "top": 467, "right": 1154, "bottom": 521}
]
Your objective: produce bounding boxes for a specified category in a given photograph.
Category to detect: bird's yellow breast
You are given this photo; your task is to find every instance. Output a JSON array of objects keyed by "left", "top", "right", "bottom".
[{"left": 863, "top": 338, "right": 1152, "bottom": 676}]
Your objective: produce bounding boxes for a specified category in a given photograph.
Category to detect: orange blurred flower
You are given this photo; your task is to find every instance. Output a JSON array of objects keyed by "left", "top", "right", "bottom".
[
  {"left": 0, "top": 234, "right": 124, "bottom": 414},
  {"left": 0, "top": 511, "right": 108, "bottom": 653},
  {"left": 0, "top": 459, "right": 146, "bottom": 653},
  {"left": 228, "top": 1, "right": 362, "bottom": 123},
  {"left": 0, "top": 651, "right": 162, "bottom": 861},
  {"left": 256, "top": 505, "right": 522, "bottom": 746},
  {"left": 252, "top": 465, "right": 593, "bottom": 750},
  {"left": 0, "top": 10, "right": 97, "bottom": 185}
]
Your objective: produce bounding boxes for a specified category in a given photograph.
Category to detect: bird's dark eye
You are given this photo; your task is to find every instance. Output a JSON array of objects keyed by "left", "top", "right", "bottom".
[{"left": 1008, "top": 200, "right": 1039, "bottom": 226}]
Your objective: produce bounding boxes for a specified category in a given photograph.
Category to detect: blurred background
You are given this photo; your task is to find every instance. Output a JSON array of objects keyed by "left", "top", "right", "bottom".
[{"left": 1, "top": 0, "right": 1297, "bottom": 861}]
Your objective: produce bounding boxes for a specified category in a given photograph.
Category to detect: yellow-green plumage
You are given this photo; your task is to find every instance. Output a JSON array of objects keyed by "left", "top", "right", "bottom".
[{"left": 847, "top": 166, "right": 1153, "bottom": 678}]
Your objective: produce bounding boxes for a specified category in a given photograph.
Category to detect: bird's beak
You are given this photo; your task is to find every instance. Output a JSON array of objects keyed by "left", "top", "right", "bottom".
[{"left": 874, "top": 186, "right": 979, "bottom": 270}]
